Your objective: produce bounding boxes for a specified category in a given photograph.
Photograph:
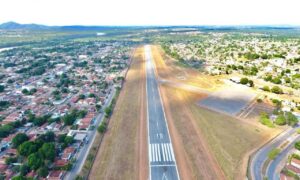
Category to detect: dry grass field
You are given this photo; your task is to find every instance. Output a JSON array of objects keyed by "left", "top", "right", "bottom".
[
  {"left": 89, "top": 47, "right": 147, "bottom": 180},
  {"left": 153, "top": 45, "right": 280, "bottom": 179},
  {"left": 153, "top": 45, "right": 225, "bottom": 92}
]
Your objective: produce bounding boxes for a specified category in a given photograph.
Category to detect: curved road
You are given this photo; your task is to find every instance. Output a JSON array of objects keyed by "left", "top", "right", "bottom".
[
  {"left": 266, "top": 134, "right": 300, "bottom": 180},
  {"left": 250, "top": 127, "right": 298, "bottom": 180}
]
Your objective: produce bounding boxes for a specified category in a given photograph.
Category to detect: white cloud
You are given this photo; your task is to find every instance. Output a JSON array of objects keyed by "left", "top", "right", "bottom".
[{"left": 0, "top": 0, "right": 299, "bottom": 25}]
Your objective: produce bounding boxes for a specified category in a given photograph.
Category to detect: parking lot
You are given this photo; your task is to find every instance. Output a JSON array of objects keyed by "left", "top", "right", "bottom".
[{"left": 198, "top": 88, "right": 256, "bottom": 116}]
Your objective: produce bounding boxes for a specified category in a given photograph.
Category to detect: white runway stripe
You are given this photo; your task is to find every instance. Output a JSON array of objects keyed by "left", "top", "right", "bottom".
[
  {"left": 152, "top": 144, "right": 156, "bottom": 162},
  {"left": 170, "top": 143, "right": 175, "bottom": 161},
  {"left": 158, "top": 144, "right": 161, "bottom": 161},
  {"left": 149, "top": 143, "right": 176, "bottom": 162},
  {"left": 164, "top": 143, "right": 169, "bottom": 161},
  {"left": 162, "top": 143, "right": 167, "bottom": 161},
  {"left": 149, "top": 144, "right": 152, "bottom": 162},
  {"left": 155, "top": 144, "right": 158, "bottom": 162},
  {"left": 167, "top": 143, "right": 172, "bottom": 161}
]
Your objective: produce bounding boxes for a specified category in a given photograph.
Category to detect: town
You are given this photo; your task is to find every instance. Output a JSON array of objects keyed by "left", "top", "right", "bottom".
[
  {"left": 0, "top": 39, "right": 133, "bottom": 179},
  {"left": 1, "top": 22, "right": 300, "bottom": 180}
]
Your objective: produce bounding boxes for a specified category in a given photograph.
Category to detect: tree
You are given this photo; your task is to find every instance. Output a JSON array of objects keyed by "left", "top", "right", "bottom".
[
  {"left": 64, "top": 136, "right": 74, "bottom": 146},
  {"left": 286, "top": 112, "right": 298, "bottom": 126},
  {"left": 295, "top": 141, "right": 300, "bottom": 151},
  {"left": 248, "top": 80, "right": 254, "bottom": 87},
  {"left": 78, "top": 94, "right": 85, "bottom": 100},
  {"left": 19, "top": 164, "right": 30, "bottom": 176},
  {"left": 259, "top": 112, "right": 274, "bottom": 128},
  {"left": 75, "top": 175, "right": 84, "bottom": 180},
  {"left": 97, "top": 122, "right": 107, "bottom": 133},
  {"left": 96, "top": 104, "right": 102, "bottom": 111},
  {"left": 58, "top": 134, "right": 67, "bottom": 143},
  {"left": 0, "top": 85, "right": 4, "bottom": 92},
  {"left": 18, "top": 141, "right": 38, "bottom": 157},
  {"left": 39, "top": 143, "right": 56, "bottom": 162},
  {"left": 5, "top": 156, "right": 17, "bottom": 165},
  {"left": 0, "top": 100, "right": 10, "bottom": 111},
  {"left": 38, "top": 131, "right": 55, "bottom": 142},
  {"left": 22, "top": 89, "right": 29, "bottom": 95},
  {"left": 0, "top": 124, "right": 14, "bottom": 138},
  {"left": 274, "top": 114, "right": 286, "bottom": 125},
  {"left": 104, "top": 107, "right": 112, "bottom": 117},
  {"left": 285, "top": 77, "right": 291, "bottom": 83},
  {"left": 257, "top": 98, "right": 263, "bottom": 103},
  {"left": 262, "top": 86, "right": 270, "bottom": 92},
  {"left": 77, "top": 110, "right": 87, "bottom": 119},
  {"left": 11, "top": 176, "right": 27, "bottom": 180},
  {"left": 28, "top": 153, "right": 43, "bottom": 170},
  {"left": 271, "top": 77, "right": 282, "bottom": 84},
  {"left": 38, "top": 166, "right": 48, "bottom": 178},
  {"left": 12, "top": 133, "right": 29, "bottom": 148},
  {"left": 61, "top": 88, "right": 69, "bottom": 93},
  {"left": 88, "top": 93, "right": 95, "bottom": 98},
  {"left": 264, "top": 75, "right": 273, "bottom": 82},
  {"left": 271, "top": 86, "right": 283, "bottom": 94},
  {"left": 58, "top": 134, "right": 74, "bottom": 148},
  {"left": 240, "top": 77, "right": 249, "bottom": 85},
  {"left": 62, "top": 112, "right": 77, "bottom": 126}
]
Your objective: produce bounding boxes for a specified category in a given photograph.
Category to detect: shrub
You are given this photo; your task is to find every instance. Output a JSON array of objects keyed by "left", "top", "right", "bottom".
[
  {"left": 262, "top": 86, "right": 270, "bottom": 92},
  {"left": 257, "top": 98, "right": 263, "bottom": 103},
  {"left": 271, "top": 86, "right": 283, "bottom": 94},
  {"left": 274, "top": 114, "right": 286, "bottom": 126},
  {"left": 240, "top": 77, "right": 249, "bottom": 85},
  {"left": 286, "top": 112, "right": 298, "bottom": 127},
  {"left": 268, "top": 148, "right": 280, "bottom": 160},
  {"left": 97, "top": 122, "right": 107, "bottom": 134},
  {"left": 260, "top": 112, "right": 274, "bottom": 128},
  {"left": 295, "top": 141, "right": 300, "bottom": 151}
]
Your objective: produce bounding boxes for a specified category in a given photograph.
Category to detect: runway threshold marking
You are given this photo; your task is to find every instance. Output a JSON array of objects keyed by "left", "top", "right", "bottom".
[{"left": 149, "top": 143, "right": 175, "bottom": 162}]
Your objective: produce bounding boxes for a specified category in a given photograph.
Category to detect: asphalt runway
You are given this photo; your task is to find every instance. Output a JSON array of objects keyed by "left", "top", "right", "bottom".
[{"left": 145, "top": 45, "right": 180, "bottom": 180}]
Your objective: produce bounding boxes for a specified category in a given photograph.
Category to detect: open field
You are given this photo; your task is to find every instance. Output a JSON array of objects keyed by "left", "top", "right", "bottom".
[
  {"left": 152, "top": 45, "right": 281, "bottom": 179},
  {"left": 89, "top": 47, "right": 147, "bottom": 180},
  {"left": 152, "top": 46, "right": 225, "bottom": 92}
]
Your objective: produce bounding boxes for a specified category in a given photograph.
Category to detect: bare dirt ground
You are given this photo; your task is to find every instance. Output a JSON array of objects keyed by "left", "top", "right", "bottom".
[
  {"left": 160, "top": 85, "right": 226, "bottom": 179},
  {"left": 152, "top": 45, "right": 280, "bottom": 179},
  {"left": 90, "top": 47, "right": 147, "bottom": 180},
  {"left": 156, "top": 46, "right": 225, "bottom": 92},
  {"left": 152, "top": 45, "right": 226, "bottom": 179}
]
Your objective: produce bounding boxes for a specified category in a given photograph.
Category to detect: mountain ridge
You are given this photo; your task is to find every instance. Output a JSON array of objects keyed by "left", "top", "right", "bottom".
[{"left": 0, "top": 21, "right": 299, "bottom": 30}]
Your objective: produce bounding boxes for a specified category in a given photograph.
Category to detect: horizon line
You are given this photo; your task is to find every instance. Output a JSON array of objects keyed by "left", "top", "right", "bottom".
[{"left": 1, "top": 21, "right": 300, "bottom": 28}]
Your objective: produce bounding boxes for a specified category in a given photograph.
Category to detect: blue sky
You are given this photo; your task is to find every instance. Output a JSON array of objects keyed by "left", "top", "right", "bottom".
[{"left": 0, "top": 0, "right": 299, "bottom": 26}]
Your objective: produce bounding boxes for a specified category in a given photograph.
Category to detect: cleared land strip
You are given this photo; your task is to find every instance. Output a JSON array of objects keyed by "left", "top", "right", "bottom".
[
  {"left": 89, "top": 47, "right": 147, "bottom": 180},
  {"left": 145, "top": 45, "right": 179, "bottom": 180}
]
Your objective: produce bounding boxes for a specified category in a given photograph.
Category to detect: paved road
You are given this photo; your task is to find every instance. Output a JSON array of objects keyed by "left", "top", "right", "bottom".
[
  {"left": 145, "top": 45, "right": 180, "bottom": 180},
  {"left": 64, "top": 87, "right": 115, "bottom": 180},
  {"left": 266, "top": 134, "right": 300, "bottom": 180},
  {"left": 250, "top": 127, "right": 298, "bottom": 180}
]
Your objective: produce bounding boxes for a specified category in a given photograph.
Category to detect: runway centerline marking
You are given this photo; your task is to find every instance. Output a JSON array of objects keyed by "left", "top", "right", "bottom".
[{"left": 145, "top": 45, "right": 180, "bottom": 180}]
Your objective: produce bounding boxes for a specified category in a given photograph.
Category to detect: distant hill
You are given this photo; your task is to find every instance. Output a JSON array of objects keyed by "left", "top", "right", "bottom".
[
  {"left": 0, "top": 21, "right": 299, "bottom": 31},
  {"left": 0, "top": 21, "right": 131, "bottom": 31},
  {"left": 0, "top": 21, "right": 51, "bottom": 30}
]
